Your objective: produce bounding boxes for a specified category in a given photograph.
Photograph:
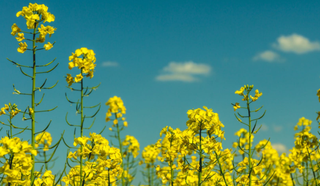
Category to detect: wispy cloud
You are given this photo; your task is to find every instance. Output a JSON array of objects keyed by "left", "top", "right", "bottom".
[
  {"left": 260, "top": 124, "right": 268, "bottom": 131},
  {"left": 253, "top": 50, "right": 284, "bottom": 62},
  {"left": 156, "top": 61, "right": 211, "bottom": 82},
  {"left": 272, "top": 143, "right": 288, "bottom": 155},
  {"left": 272, "top": 34, "right": 320, "bottom": 54},
  {"left": 101, "top": 61, "right": 119, "bottom": 67},
  {"left": 273, "top": 125, "right": 282, "bottom": 132}
]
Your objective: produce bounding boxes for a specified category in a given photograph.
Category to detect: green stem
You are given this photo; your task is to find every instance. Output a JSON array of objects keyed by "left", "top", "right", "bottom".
[
  {"left": 126, "top": 152, "right": 130, "bottom": 185},
  {"left": 80, "top": 69, "right": 84, "bottom": 185},
  {"left": 170, "top": 136, "right": 174, "bottom": 186},
  {"left": 215, "top": 151, "right": 228, "bottom": 186},
  {"left": 289, "top": 165, "right": 296, "bottom": 186},
  {"left": 151, "top": 163, "right": 154, "bottom": 186},
  {"left": 9, "top": 116, "right": 12, "bottom": 138},
  {"left": 44, "top": 151, "right": 48, "bottom": 171},
  {"left": 108, "top": 168, "right": 111, "bottom": 186},
  {"left": 116, "top": 115, "right": 124, "bottom": 185},
  {"left": 30, "top": 22, "right": 37, "bottom": 184},
  {"left": 148, "top": 163, "right": 151, "bottom": 186},
  {"left": 8, "top": 153, "right": 14, "bottom": 186},
  {"left": 198, "top": 123, "right": 202, "bottom": 186},
  {"left": 246, "top": 90, "right": 252, "bottom": 186}
]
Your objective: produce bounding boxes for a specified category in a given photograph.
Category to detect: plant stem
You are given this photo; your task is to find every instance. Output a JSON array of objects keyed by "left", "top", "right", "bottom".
[
  {"left": 116, "top": 114, "right": 124, "bottom": 185},
  {"left": 30, "top": 22, "right": 37, "bottom": 184},
  {"left": 80, "top": 69, "right": 84, "bottom": 185},
  {"left": 246, "top": 90, "right": 252, "bottom": 186},
  {"left": 198, "top": 123, "right": 202, "bottom": 186}
]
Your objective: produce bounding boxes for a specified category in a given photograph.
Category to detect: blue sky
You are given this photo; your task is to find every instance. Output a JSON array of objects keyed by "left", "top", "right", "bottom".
[{"left": 1, "top": 0, "right": 320, "bottom": 184}]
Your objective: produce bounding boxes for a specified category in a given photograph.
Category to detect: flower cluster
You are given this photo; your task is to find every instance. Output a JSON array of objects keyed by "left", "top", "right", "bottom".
[
  {"left": 232, "top": 128, "right": 255, "bottom": 156},
  {"left": 64, "top": 132, "right": 123, "bottom": 185},
  {"left": 122, "top": 135, "right": 140, "bottom": 158},
  {"left": 235, "top": 85, "right": 262, "bottom": 102},
  {"left": 254, "top": 139, "right": 295, "bottom": 184},
  {"left": 33, "top": 170, "right": 56, "bottom": 186},
  {"left": 0, "top": 103, "right": 20, "bottom": 118},
  {"left": 186, "top": 106, "right": 225, "bottom": 139},
  {"left": 35, "top": 131, "right": 52, "bottom": 151},
  {"left": 140, "top": 144, "right": 160, "bottom": 166},
  {"left": 233, "top": 85, "right": 263, "bottom": 112},
  {"left": 16, "top": 3, "right": 55, "bottom": 29},
  {"left": 66, "top": 47, "right": 96, "bottom": 86},
  {"left": 12, "top": 3, "right": 56, "bottom": 53},
  {"left": 0, "top": 104, "right": 9, "bottom": 116},
  {"left": 105, "top": 96, "right": 127, "bottom": 127},
  {"left": 0, "top": 136, "right": 37, "bottom": 185}
]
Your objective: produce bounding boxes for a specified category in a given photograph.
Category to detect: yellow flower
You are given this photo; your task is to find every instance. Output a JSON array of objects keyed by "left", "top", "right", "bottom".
[
  {"left": 26, "top": 14, "right": 40, "bottom": 29},
  {"left": 0, "top": 107, "right": 6, "bottom": 116},
  {"left": 66, "top": 74, "right": 74, "bottom": 86},
  {"left": 139, "top": 160, "right": 143, "bottom": 165},
  {"left": 124, "top": 121, "right": 128, "bottom": 127},
  {"left": 35, "top": 131, "right": 52, "bottom": 151},
  {"left": 17, "top": 42, "right": 28, "bottom": 53},
  {"left": 4, "top": 104, "right": 9, "bottom": 111},
  {"left": 15, "top": 33, "right": 25, "bottom": 41},
  {"left": 69, "top": 48, "right": 96, "bottom": 79},
  {"left": 317, "top": 89, "right": 320, "bottom": 102},
  {"left": 11, "top": 23, "right": 21, "bottom": 36},
  {"left": 105, "top": 96, "right": 127, "bottom": 114},
  {"left": 250, "top": 95, "right": 258, "bottom": 102},
  {"left": 16, "top": 3, "right": 54, "bottom": 29},
  {"left": 233, "top": 103, "right": 240, "bottom": 111},
  {"left": 36, "top": 35, "right": 46, "bottom": 43},
  {"left": 113, "top": 119, "right": 118, "bottom": 125},
  {"left": 235, "top": 87, "right": 245, "bottom": 95},
  {"left": 68, "top": 61, "right": 75, "bottom": 70},
  {"left": 232, "top": 142, "right": 238, "bottom": 148},
  {"left": 74, "top": 74, "right": 83, "bottom": 82},
  {"left": 86, "top": 71, "right": 94, "bottom": 79},
  {"left": 297, "top": 117, "right": 312, "bottom": 126},
  {"left": 250, "top": 89, "right": 263, "bottom": 102},
  {"left": 42, "top": 12, "right": 55, "bottom": 23},
  {"left": 29, "top": 108, "right": 34, "bottom": 114},
  {"left": 254, "top": 89, "right": 262, "bottom": 97},
  {"left": 44, "top": 42, "right": 53, "bottom": 50},
  {"left": 38, "top": 24, "right": 56, "bottom": 37}
]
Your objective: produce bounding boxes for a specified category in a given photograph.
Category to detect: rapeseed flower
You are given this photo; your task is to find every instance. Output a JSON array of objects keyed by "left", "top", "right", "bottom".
[
  {"left": 44, "top": 42, "right": 53, "bottom": 50},
  {"left": 17, "top": 42, "right": 27, "bottom": 53},
  {"left": 11, "top": 23, "right": 21, "bottom": 36},
  {"left": 233, "top": 102, "right": 240, "bottom": 111},
  {"left": 67, "top": 47, "right": 96, "bottom": 85},
  {"left": 15, "top": 33, "right": 25, "bottom": 41}
]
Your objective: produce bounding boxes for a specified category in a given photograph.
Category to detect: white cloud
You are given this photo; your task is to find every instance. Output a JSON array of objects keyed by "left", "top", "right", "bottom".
[
  {"left": 272, "top": 143, "right": 288, "bottom": 155},
  {"left": 156, "top": 74, "right": 197, "bottom": 82},
  {"left": 156, "top": 61, "right": 211, "bottom": 82},
  {"left": 163, "top": 61, "right": 210, "bottom": 75},
  {"left": 101, "top": 61, "right": 119, "bottom": 67},
  {"left": 253, "top": 50, "right": 284, "bottom": 62},
  {"left": 273, "top": 125, "right": 282, "bottom": 132},
  {"left": 260, "top": 124, "right": 268, "bottom": 131},
  {"left": 272, "top": 34, "right": 320, "bottom": 54}
]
